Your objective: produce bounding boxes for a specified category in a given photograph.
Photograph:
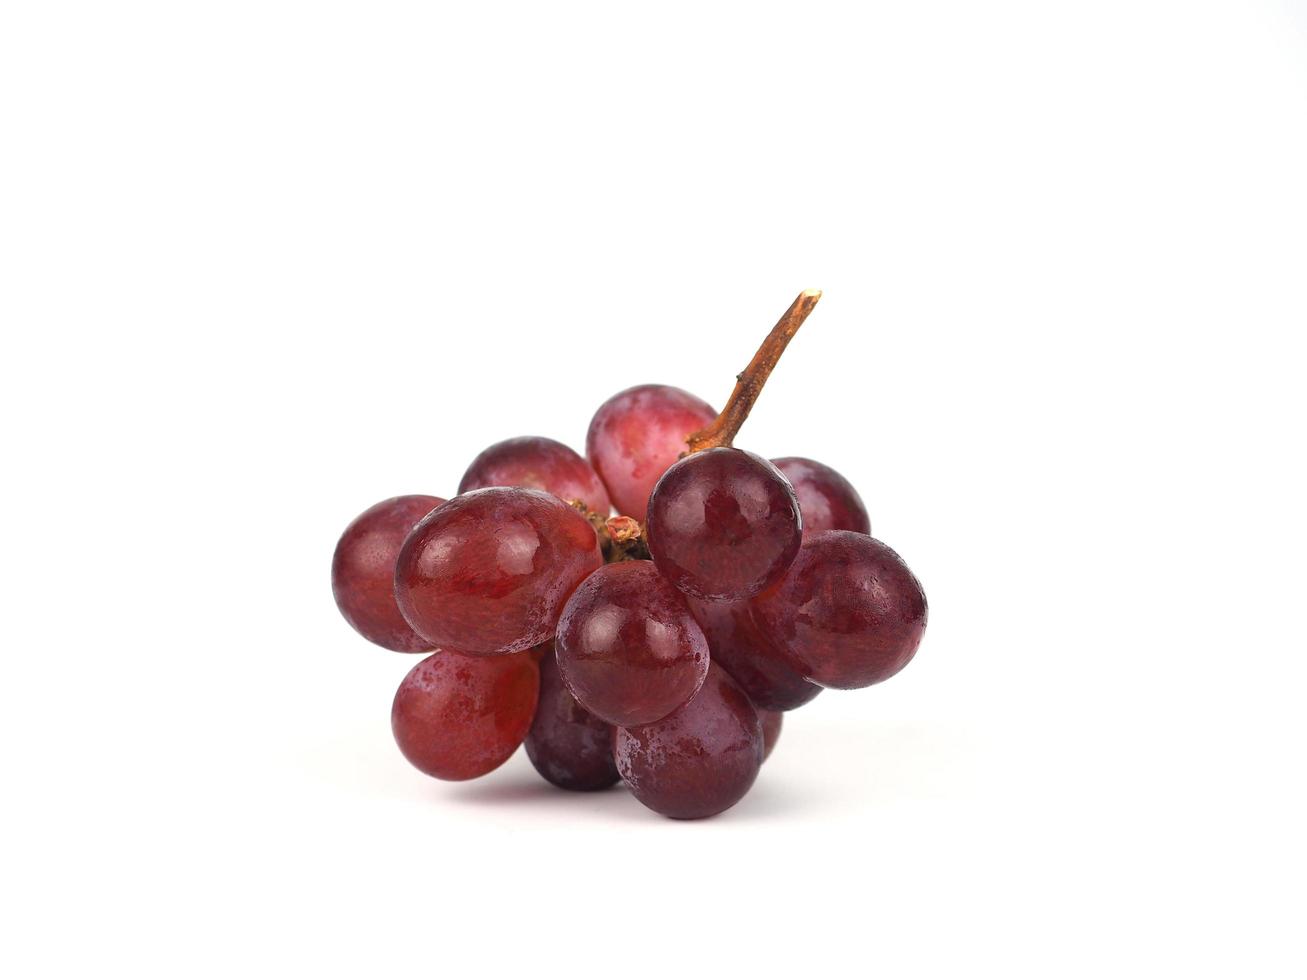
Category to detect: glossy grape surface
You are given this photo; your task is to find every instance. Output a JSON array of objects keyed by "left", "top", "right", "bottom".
[
  {"left": 395, "top": 488, "right": 603, "bottom": 654},
  {"left": 459, "top": 435, "right": 612, "bottom": 515},
  {"left": 772, "top": 456, "right": 870, "bottom": 539},
  {"left": 524, "top": 646, "right": 620, "bottom": 791},
  {"left": 751, "top": 531, "right": 927, "bottom": 689},
  {"left": 685, "top": 596, "right": 820, "bottom": 711},
  {"left": 391, "top": 649, "right": 540, "bottom": 781},
  {"left": 585, "top": 384, "right": 716, "bottom": 522},
  {"left": 614, "top": 663, "right": 763, "bottom": 819},
  {"left": 331, "top": 495, "right": 446, "bottom": 652},
  {"left": 758, "top": 709, "right": 782, "bottom": 761},
  {"left": 646, "top": 447, "right": 801, "bottom": 601},
  {"left": 555, "top": 560, "right": 709, "bottom": 727}
]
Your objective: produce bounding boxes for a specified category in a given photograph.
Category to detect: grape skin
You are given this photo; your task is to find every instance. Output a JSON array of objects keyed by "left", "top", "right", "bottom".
[
  {"left": 391, "top": 649, "right": 540, "bottom": 781},
  {"left": 331, "top": 495, "right": 446, "bottom": 652},
  {"left": 614, "top": 663, "right": 763, "bottom": 820},
  {"left": 395, "top": 487, "right": 603, "bottom": 655},
  {"left": 685, "top": 596, "right": 820, "bottom": 711},
  {"left": 585, "top": 384, "right": 716, "bottom": 522},
  {"left": 646, "top": 447, "right": 802, "bottom": 601},
  {"left": 772, "top": 456, "right": 870, "bottom": 539},
  {"left": 751, "top": 530, "right": 927, "bottom": 689},
  {"left": 459, "top": 435, "right": 612, "bottom": 515},
  {"left": 555, "top": 560, "right": 709, "bottom": 727},
  {"left": 524, "top": 645, "right": 620, "bottom": 791}
]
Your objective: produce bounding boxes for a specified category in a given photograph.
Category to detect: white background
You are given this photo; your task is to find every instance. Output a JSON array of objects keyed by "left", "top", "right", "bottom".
[{"left": 3, "top": 2, "right": 1305, "bottom": 976}]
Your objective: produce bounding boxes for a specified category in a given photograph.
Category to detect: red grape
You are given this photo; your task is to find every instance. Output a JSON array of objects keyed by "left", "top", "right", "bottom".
[
  {"left": 646, "top": 447, "right": 801, "bottom": 601},
  {"left": 555, "top": 560, "right": 709, "bottom": 726},
  {"left": 772, "top": 456, "right": 870, "bottom": 539},
  {"left": 391, "top": 649, "right": 540, "bottom": 781},
  {"left": 614, "top": 663, "right": 763, "bottom": 819},
  {"left": 685, "top": 596, "right": 820, "bottom": 711},
  {"left": 758, "top": 709, "right": 782, "bottom": 761},
  {"left": 459, "top": 435, "right": 612, "bottom": 515},
  {"left": 751, "top": 531, "right": 927, "bottom": 689},
  {"left": 395, "top": 488, "right": 603, "bottom": 654},
  {"left": 524, "top": 645, "right": 620, "bottom": 791},
  {"left": 331, "top": 495, "right": 446, "bottom": 652},
  {"left": 585, "top": 384, "right": 716, "bottom": 521}
]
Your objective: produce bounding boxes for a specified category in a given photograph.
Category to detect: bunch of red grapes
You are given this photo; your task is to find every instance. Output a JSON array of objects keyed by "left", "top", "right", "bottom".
[{"left": 330, "top": 291, "right": 927, "bottom": 819}]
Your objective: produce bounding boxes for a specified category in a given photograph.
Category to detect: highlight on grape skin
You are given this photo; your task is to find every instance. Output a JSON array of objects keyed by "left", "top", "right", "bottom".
[{"left": 327, "top": 289, "right": 928, "bottom": 818}]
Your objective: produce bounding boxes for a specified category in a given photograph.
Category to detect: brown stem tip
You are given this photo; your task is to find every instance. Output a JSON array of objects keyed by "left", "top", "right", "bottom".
[
  {"left": 603, "top": 515, "right": 651, "bottom": 562},
  {"left": 571, "top": 500, "right": 652, "bottom": 562},
  {"left": 685, "top": 289, "right": 822, "bottom": 454}
]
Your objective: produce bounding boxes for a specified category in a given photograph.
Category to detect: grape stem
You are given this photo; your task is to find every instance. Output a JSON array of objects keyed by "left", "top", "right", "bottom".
[
  {"left": 685, "top": 289, "right": 822, "bottom": 454},
  {"left": 603, "top": 516, "right": 650, "bottom": 562},
  {"left": 570, "top": 502, "right": 651, "bottom": 562}
]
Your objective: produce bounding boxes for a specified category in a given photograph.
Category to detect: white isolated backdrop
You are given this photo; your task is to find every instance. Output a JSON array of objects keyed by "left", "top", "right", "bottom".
[{"left": 2, "top": 1, "right": 1305, "bottom": 977}]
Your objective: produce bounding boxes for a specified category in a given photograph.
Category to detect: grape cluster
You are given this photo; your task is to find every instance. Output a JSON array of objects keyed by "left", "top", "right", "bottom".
[{"left": 330, "top": 291, "right": 927, "bottom": 819}]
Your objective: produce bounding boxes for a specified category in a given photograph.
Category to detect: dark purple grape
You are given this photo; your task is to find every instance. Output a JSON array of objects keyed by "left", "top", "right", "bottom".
[
  {"left": 395, "top": 488, "right": 602, "bottom": 654},
  {"left": 772, "top": 456, "right": 870, "bottom": 539},
  {"left": 646, "top": 447, "right": 801, "bottom": 601},
  {"left": 751, "top": 531, "right": 927, "bottom": 689},
  {"left": 758, "top": 709, "right": 782, "bottom": 761},
  {"left": 459, "top": 435, "right": 612, "bottom": 515},
  {"left": 586, "top": 384, "right": 717, "bottom": 521},
  {"left": 555, "top": 560, "right": 709, "bottom": 727},
  {"left": 524, "top": 646, "right": 620, "bottom": 791},
  {"left": 684, "top": 596, "right": 820, "bottom": 711},
  {"left": 332, "top": 495, "right": 446, "bottom": 652},
  {"left": 615, "top": 663, "right": 763, "bottom": 819},
  {"left": 392, "top": 649, "right": 540, "bottom": 781}
]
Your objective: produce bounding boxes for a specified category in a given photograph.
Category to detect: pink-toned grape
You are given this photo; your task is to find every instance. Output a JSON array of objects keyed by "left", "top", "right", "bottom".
[
  {"left": 331, "top": 495, "right": 446, "bottom": 652},
  {"left": 395, "top": 488, "right": 602, "bottom": 654},
  {"left": 585, "top": 384, "right": 716, "bottom": 521},
  {"left": 684, "top": 596, "right": 820, "bottom": 711},
  {"left": 524, "top": 646, "right": 620, "bottom": 791},
  {"left": 459, "top": 435, "right": 612, "bottom": 515},
  {"left": 751, "top": 531, "right": 927, "bottom": 689},
  {"left": 555, "top": 560, "right": 709, "bottom": 727},
  {"left": 615, "top": 663, "right": 763, "bottom": 819},
  {"left": 391, "top": 649, "right": 540, "bottom": 781},
  {"left": 772, "top": 456, "right": 870, "bottom": 539},
  {"left": 758, "top": 709, "right": 782, "bottom": 761},
  {"left": 646, "top": 447, "right": 801, "bottom": 601}
]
